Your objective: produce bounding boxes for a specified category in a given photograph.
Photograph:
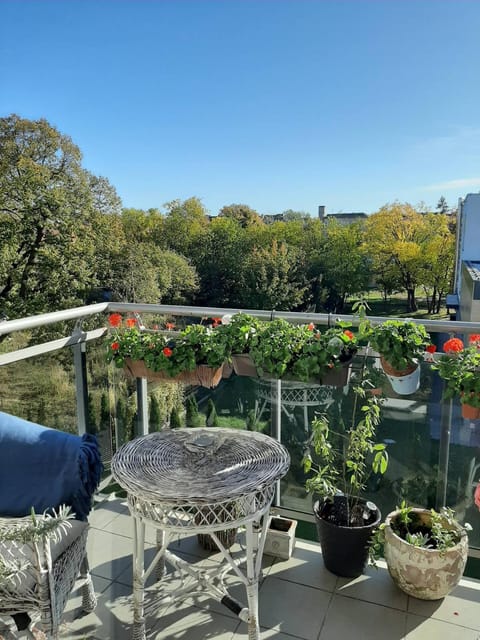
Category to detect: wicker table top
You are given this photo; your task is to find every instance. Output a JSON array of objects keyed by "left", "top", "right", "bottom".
[{"left": 111, "top": 428, "right": 290, "bottom": 507}]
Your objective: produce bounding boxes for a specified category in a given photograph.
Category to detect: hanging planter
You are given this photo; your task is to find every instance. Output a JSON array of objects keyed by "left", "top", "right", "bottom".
[
  {"left": 380, "top": 357, "right": 421, "bottom": 395},
  {"left": 124, "top": 358, "right": 224, "bottom": 389},
  {"left": 368, "top": 320, "right": 431, "bottom": 397},
  {"left": 232, "top": 353, "right": 258, "bottom": 378},
  {"left": 461, "top": 403, "right": 480, "bottom": 420}
]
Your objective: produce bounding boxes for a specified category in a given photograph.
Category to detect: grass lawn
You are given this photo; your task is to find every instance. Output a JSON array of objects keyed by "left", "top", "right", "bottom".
[{"left": 346, "top": 290, "right": 450, "bottom": 320}]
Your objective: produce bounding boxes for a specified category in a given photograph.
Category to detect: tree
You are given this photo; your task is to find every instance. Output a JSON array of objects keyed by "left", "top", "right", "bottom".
[
  {"left": 218, "top": 203, "right": 263, "bottom": 227},
  {"left": 149, "top": 395, "right": 161, "bottom": 432},
  {"left": 420, "top": 214, "right": 455, "bottom": 314},
  {"left": 170, "top": 406, "right": 182, "bottom": 429},
  {"left": 309, "top": 221, "right": 371, "bottom": 312},
  {"left": 206, "top": 399, "right": 219, "bottom": 427},
  {"left": 162, "top": 197, "right": 208, "bottom": 256},
  {"left": 436, "top": 196, "right": 449, "bottom": 214},
  {"left": 0, "top": 114, "right": 121, "bottom": 317},
  {"left": 186, "top": 395, "right": 201, "bottom": 427},
  {"left": 240, "top": 240, "right": 310, "bottom": 311},
  {"left": 364, "top": 203, "right": 431, "bottom": 312}
]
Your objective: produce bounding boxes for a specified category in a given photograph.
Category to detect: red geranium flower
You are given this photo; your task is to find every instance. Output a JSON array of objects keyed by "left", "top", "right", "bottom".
[
  {"left": 307, "top": 323, "right": 315, "bottom": 331},
  {"left": 108, "top": 313, "right": 122, "bottom": 328},
  {"left": 443, "top": 337, "right": 464, "bottom": 353},
  {"left": 126, "top": 318, "right": 137, "bottom": 328},
  {"left": 162, "top": 347, "right": 173, "bottom": 357},
  {"left": 469, "top": 334, "right": 480, "bottom": 346},
  {"left": 111, "top": 341, "right": 119, "bottom": 351},
  {"left": 426, "top": 345, "right": 437, "bottom": 354},
  {"left": 165, "top": 322, "right": 175, "bottom": 330},
  {"left": 343, "top": 330, "right": 354, "bottom": 340}
]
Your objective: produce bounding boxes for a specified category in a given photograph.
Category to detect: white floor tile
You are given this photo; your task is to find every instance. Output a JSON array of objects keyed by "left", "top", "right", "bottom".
[{"left": 405, "top": 613, "right": 480, "bottom": 639}]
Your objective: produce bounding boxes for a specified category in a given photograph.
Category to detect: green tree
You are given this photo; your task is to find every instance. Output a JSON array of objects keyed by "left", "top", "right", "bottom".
[
  {"left": 162, "top": 197, "right": 208, "bottom": 256},
  {"left": 170, "top": 406, "right": 182, "bottom": 429},
  {"left": 364, "top": 203, "right": 431, "bottom": 312},
  {"left": 0, "top": 114, "right": 120, "bottom": 317},
  {"left": 149, "top": 395, "right": 162, "bottom": 432},
  {"left": 218, "top": 203, "right": 263, "bottom": 227},
  {"left": 206, "top": 399, "right": 219, "bottom": 427},
  {"left": 186, "top": 395, "right": 201, "bottom": 427}
]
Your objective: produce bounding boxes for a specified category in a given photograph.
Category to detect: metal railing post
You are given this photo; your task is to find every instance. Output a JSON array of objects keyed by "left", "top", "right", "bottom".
[
  {"left": 136, "top": 378, "right": 149, "bottom": 437},
  {"left": 72, "top": 341, "right": 89, "bottom": 436}
]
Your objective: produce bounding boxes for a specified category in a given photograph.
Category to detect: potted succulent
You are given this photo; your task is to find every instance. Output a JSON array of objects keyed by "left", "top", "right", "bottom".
[
  {"left": 434, "top": 334, "right": 480, "bottom": 419},
  {"left": 249, "top": 318, "right": 357, "bottom": 386},
  {"left": 370, "top": 503, "right": 470, "bottom": 600},
  {"left": 106, "top": 313, "right": 230, "bottom": 389},
  {"left": 367, "top": 320, "right": 431, "bottom": 395},
  {"left": 302, "top": 372, "right": 389, "bottom": 577}
]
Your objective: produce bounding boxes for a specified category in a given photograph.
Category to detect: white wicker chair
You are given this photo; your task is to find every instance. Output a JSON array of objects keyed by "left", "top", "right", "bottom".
[{"left": 0, "top": 508, "right": 97, "bottom": 639}]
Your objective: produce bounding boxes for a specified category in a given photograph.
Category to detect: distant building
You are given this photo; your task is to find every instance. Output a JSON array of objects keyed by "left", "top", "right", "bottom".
[
  {"left": 450, "top": 193, "right": 480, "bottom": 321},
  {"left": 317, "top": 205, "right": 368, "bottom": 225}
]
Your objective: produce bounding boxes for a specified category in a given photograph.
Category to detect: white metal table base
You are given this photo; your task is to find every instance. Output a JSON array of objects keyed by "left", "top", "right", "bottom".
[{"left": 131, "top": 512, "right": 272, "bottom": 640}]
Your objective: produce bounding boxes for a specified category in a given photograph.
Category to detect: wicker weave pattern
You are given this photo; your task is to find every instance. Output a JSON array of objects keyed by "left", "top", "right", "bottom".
[
  {"left": 0, "top": 515, "right": 95, "bottom": 638},
  {"left": 112, "top": 428, "right": 290, "bottom": 507}
]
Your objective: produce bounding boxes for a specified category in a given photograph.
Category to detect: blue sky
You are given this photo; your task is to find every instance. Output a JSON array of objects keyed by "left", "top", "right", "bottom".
[{"left": 1, "top": 0, "right": 480, "bottom": 216}]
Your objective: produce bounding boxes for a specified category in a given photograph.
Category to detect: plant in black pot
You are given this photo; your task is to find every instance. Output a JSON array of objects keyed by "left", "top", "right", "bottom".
[{"left": 302, "top": 374, "right": 389, "bottom": 578}]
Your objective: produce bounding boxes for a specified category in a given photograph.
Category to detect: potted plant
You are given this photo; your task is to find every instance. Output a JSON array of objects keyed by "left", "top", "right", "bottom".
[
  {"left": 434, "top": 334, "right": 480, "bottom": 419},
  {"left": 106, "top": 314, "right": 230, "bottom": 389},
  {"left": 370, "top": 503, "right": 470, "bottom": 600},
  {"left": 367, "top": 320, "right": 431, "bottom": 395},
  {"left": 249, "top": 318, "right": 357, "bottom": 386},
  {"left": 215, "top": 313, "right": 263, "bottom": 377},
  {"left": 302, "top": 372, "right": 389, "bottom": 577}
]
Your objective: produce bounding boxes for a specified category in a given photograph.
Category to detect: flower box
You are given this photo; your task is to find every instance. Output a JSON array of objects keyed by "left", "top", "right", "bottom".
[
  {"left": 124, "top": 358, "right": 224, "bottom": 389},
  {"left": 263, "top": 515, "right": 297, "bottom": 560}
]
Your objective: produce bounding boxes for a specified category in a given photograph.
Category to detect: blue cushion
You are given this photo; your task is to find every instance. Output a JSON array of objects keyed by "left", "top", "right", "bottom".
[{"left": 0, "top": 412, "right": 103, "bottom": 520}]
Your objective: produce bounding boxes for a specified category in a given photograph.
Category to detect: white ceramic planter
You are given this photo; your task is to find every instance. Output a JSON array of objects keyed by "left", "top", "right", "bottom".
[
  {"left": 381, "top": 360, "right": 420, "bottom": 396},
  {"left": 384, "top": 508, "right": 468, "bottom": 600},
  {"left": 264, "top": 516, "right": 297, "bottom": 560}
]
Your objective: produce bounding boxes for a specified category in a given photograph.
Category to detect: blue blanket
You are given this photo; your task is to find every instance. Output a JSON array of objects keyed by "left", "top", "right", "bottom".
[{"left": 0, "top": 411, "right": 103, "bottom": 520}]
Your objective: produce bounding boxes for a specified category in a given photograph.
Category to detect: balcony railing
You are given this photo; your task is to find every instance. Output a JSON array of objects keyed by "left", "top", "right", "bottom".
[{"left": 1, "top": 302, "right": 480, "bottom": 559}]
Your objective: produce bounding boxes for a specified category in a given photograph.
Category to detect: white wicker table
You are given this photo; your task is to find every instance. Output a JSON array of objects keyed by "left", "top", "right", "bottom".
[{"left": 111, "top": 427, "right": 290, "bottom": 640}]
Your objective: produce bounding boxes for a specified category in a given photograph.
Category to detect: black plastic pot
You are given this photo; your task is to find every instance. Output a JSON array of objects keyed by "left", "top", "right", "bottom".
[{"left": 313, "top": 498, "right": 381, "bottom": 578}]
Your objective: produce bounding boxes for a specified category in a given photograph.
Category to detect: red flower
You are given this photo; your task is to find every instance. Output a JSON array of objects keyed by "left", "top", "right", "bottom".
[
  {"left": 162, "top": 347, "right": 173, "bottom": 357},
  {"left": 475, "top": 484, "right": 480, "bottom": 511},
  {"left": 126, "top": 318, "right": 137, "bottom": 328},
  {"left": 343, "top": 330, "right": 354, "bottom": 340},
  {"left": 307, "top": 323, "right": 315, "bottom": 331},
  {"left": 426, "top": 345, "right": 437, "bottom": 353},
  {"left": 443, "top": 337, "right": 464, "bottom": 353},
  {"left": 108, "top": 313, "right": 122, "bottom": 328},
  {"left": 469, "top": 334, "right": 480, "bottom": 346},
  {"left": 111, "top": 341, "right": 120, "bottom": 351},
  {"left": 165, "top": 322, "right": 175, "bottom": 330}
]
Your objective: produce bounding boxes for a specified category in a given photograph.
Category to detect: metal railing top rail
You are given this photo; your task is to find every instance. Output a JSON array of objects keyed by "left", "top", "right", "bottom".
[
  {"left": 0, "top": 301, "right": 478, "bottom": 341},
  {"left": 107, "top": 302, "right": 477, "bottom": 334},
  {"left": 0, "top": 302, "right": 109, "bottom": 336}
]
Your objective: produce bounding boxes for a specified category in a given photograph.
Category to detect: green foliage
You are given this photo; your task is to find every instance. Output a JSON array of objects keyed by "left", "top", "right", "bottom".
[
  {"left": 215, "top": 313, "right": 263, "bottom": 355},
  {"left": 149, "top": 395, "right": 162, "bottom": 431},
  {"left": 169, "top": 406, "right": 183, "bottom": 429},
  {"left": 249, "top": 318, "right": 357, "bottom": 382},
  {"left": 367, "top": 320, "right": 431, "bottom": 372},
  {"left": 218, "top": 203, "right": 262, "bottom": 227},
  {"left": 185, "top": 395, "right": 201, "bottom": 427},
  {"left": 206, "top": 399, "right": 219, "bottom": 427},
  {"left": 369, "top": 503, "right": 470, "bottom": 564},
  {"left": 302, "top": 373, "right": 388, "bottom": 506},
  {"left": 434, "top": 340, "right": 480, "bottom": 408},
  {"left": 107, "top": 316, "right": 230, "bottom": 377}
]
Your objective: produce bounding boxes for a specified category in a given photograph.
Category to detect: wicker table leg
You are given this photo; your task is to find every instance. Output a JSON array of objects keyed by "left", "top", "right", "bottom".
[
  {"left": 132, "top": 517, "right": 146, "bottom": 640},
  {"left": 244, "top": 520, "right": 261, "bottom": 640},
  {"left": 155, "top": 528, "right": 167, "bottom": 580}
]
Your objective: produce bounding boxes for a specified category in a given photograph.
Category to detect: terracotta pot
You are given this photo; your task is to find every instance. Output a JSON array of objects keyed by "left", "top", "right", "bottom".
[
  {"left": 461, "top": 403, "right": 480, "bottom": 420},
  {"left": 124, "top": 358, "right": 224, "bottom": 389},
  {"left": 232, "top": 354, "right": 258, "bottom": 378},
  {"left": 383, "top": 508, "right": 468, "bottom": 600}
]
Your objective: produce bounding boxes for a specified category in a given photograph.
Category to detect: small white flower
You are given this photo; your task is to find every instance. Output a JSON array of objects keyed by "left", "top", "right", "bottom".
[{"left": 221, "top": 314, "right": 233, "bottom": 325}]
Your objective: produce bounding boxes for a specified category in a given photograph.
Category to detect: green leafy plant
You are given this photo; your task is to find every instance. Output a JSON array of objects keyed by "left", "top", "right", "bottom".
[
  {"left": 366, "top": 320, "right": 431, "bottom": 372},
  {"left": 249, "top": 318, "right": 357, "bottom": 382},
  {"left": 215, "top": 312, "right": 263, "bottom": 355},
  {"left": 106, "top": 314, "right": 230, "bottom": 377},
  {"left": 369, "top": 502, "right": 471, "bottom": 565},
  {"left": 302, "top": 370, "right": 388, "bottom": 526},
  {"left": 434, "top": 335, "right": 480, "bottom": 408}
]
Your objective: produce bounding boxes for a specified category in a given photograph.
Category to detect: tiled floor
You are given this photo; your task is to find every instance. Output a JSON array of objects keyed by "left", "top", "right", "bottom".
[{"left": 3, "top": 497, "right": 480, "bottom": 639}]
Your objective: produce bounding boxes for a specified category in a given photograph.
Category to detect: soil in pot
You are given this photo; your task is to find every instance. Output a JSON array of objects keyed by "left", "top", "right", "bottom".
[{"left": 313, "top": 497, "right": 381, "bottom": 578}]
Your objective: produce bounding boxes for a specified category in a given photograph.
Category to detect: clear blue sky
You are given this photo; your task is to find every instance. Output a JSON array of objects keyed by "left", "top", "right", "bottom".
[{"left": 1, "top": 0, "right": 480, "bottom": 216}]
